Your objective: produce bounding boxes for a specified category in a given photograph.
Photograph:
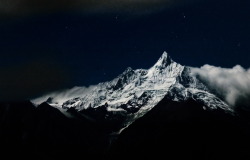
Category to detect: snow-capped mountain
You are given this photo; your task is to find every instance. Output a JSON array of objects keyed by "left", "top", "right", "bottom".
[
  {"left": 33, "top": 52, "right": 233, "bottom": 131},
  {"left": 4, "top": 52, "right": 250, "bottom": 159}
]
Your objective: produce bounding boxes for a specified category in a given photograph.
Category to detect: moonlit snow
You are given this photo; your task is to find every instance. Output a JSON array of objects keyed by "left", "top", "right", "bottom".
[{"left": 32, "top": 52, "right": 236, "bottom": 130}]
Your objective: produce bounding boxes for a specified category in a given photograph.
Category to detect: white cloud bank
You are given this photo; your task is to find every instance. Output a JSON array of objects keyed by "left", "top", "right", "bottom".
[
  {"left": 31, "top": 86, "right": 94, "bottom": 106},
  {"left": 191, "top": 65, "right": 250, "bottom": 109}
]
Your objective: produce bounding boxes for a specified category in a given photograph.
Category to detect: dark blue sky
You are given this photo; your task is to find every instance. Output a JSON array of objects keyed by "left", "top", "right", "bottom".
[{"left": 0, "top": 0, "right": 249, "bottom": 100}]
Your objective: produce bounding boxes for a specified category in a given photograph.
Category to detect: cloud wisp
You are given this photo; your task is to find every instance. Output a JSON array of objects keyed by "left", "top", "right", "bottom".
[
  {"left": 191, "top": 65, "right": 250, "bottom": 109},
  {"left": 0, "top": 0, "right": 197, "bottom": 17},
  {"left": 31, "top": 86, "right": 95, "bottom": 106}
]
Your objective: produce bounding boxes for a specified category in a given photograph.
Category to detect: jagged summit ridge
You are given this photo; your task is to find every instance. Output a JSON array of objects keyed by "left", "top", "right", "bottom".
[
  {"left": 38, "top": 52, "right": 231, "bottom": 112},
  {"left": 154, "top": 51, "right": 173, "bottom": 68},
  {"left": 33, "top": 51, "right": 233, "bottom": 130},
  {"left": 60, "top": 52, "right": 184, "bottom": 112}
]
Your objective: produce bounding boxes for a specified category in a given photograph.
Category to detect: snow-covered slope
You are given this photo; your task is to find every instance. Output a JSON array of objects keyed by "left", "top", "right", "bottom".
[
  {"left": 32, "top": 52, "right": 233, "bottom": 130},
  {"left": 62, "top": 52, "right": 184, "bottom": 115}
]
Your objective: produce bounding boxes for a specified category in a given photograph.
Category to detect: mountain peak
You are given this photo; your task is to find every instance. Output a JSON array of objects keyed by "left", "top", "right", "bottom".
[
  {"left": 32, "top": 51, "right": 233, "bottom": 136},
  {"left": 154, "top": 51, "right": 173, "bottom": 68},
  {"left": 162, "top": 51, "right": 169, "bottom": 58},
  {"left": 120, "top": 67, "right": 134, "bottom": 77},
  {"left": 124, "top": 67, "right": 133, "bottom": 73}
]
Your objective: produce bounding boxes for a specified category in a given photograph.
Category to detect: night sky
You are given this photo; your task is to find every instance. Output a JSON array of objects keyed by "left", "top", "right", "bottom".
[{"left": 0, "top": 0, "right": 249, "bottom": 100}]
